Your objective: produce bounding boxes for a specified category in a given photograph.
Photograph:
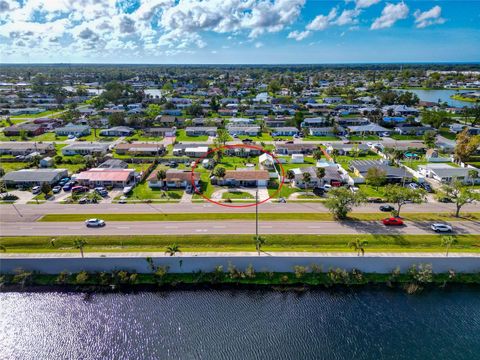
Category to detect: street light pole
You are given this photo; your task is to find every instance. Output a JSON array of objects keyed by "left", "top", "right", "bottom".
[{"left": 255, "top": 189, "right": 259, "bottom": 241}]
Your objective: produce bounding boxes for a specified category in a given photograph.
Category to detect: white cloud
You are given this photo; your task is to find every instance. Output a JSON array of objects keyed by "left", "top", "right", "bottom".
[
  {"left": 287, "top": 30, "right": 310, "bottom": 41},
  {"left": 355, "top": 0, "right": 381, "bottom": 10},
  {"left": 255, "top": 41, "right": 264, "bottom": 48},
  {"left": 371, "top": 2, "right": 409, "bottom": 30},
  {"left": 414, "top": 5, "right": 445, "bottom": 28},
  {"left": 306, "top": 8, "right": 337, "bottom": 31},
  {"left": 334, "top": 9, "right": 360, "bottom": 26}
]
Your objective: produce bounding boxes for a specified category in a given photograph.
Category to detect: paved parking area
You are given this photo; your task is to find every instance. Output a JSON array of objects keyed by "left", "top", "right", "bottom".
[{"left": 4, "top": 190, "right": 35, "bottom": 204}]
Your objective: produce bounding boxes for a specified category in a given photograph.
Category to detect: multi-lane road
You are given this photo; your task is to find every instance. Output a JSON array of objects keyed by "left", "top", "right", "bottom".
[{"left": 2, "top": 220, "right": 480, "bottom": 236}]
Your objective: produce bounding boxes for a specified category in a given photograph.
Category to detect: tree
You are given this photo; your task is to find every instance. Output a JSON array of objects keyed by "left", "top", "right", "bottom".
[
  {"left": 302, "top": 172, "right": 311, "bottom": 194},
  {"left": 441, "top": 236, "right": 458, "bottom": 257},
  {"left": 348, "top": 238, "right": 368, "bottom": 256},
  {"left": 267, "top": 80, "right": 281, "bottom": 94},
  {"left": 423, "top": 130, "right": 437, "bottom": 149},
  {"left": 421, "top": 109, "right": 451, "bottom": 130},
  {"left": 437, "top": 181, "right": 480, "bottom": 217},
  {"left": 109, "top": 112, "right": 126, "bottom": 126},
  {"left": 165, "top": 243, "right": 181, "bottom": 256},
  {"left": 41, "top": 183, "right": 51, "bottom": 199},
  {"left": 313, "top": 148, "right": 323, "bottom": 162},
  {"left": 384, "top": 185, "right": 426, "bottom": 217},
  {"left": 315, "top": 167, "right": 326, "bottom": 185},
  {"left": 156, "top": 169, "right": 167, "bottom": 183},
  {"left": 146, "top": 104, "right": 162, "bottom": 119},
  {"left": 186, "top": 104, "right": 204, "bottom": 117},
  {"left": 254, "top": 235, "right": 266, "bottom": 255},
  {"left": 365, "top": 167, "right": 387, "bottom": 190},
  {"left": 330, "top": 149, "right": 339, "bottom": 162},
  {"left": 216, "top": 128, "right": 230, "bottom": 145},
  {"left": 454, "top": 129, "right": 480, "bottom": 163},
  {"left": 73, "top": 239, "right": 87, "bottom": 258},
  {"left": 468, "top": 169, "right": 478, "bottom": 187},
  {"left": 324, "top": 187, "right": 366, "bottom": 220},
  {"left": 287, "top": 170, "right": 295, "bottom": 186},
  {"left": 214, "top": 166, "right": 226, "bottom": 179}
]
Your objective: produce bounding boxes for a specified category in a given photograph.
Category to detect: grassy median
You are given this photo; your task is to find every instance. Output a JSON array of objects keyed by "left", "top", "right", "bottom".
[
  {"left": 1, "top": 234, "right": 479, "bottom": 253},
  {"left": 38, "top": 212, "right": 480, "bottom": 222}
]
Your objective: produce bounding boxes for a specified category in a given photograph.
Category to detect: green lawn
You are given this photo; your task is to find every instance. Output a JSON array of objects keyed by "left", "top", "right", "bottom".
[
  {"left": 192, "top": 173, "right": 215, "bottom": 199},
  {"left": 439, "top": 129, "right": 457, "bottom": 140},
  {"left": 125, "top": 130, "right": 163, "bottom": 142},
  {"left": 348, "top": 135, "right": 380, "bottom": 141},
  {"left": 237, "top": 133, "right": 273, "bottom": 141},
  {"left": 9, "top": 110, "right": 60, "bottom": 119},
  {"left": 0, "top": 161, "right": 27, "bottom": 173},
  {"left": 1, "top": 234, "right": 479, "bottom": 253},
  {"left": 357, "top": 184, "right": 386, "bottom": 198},
  {"left": 176, "top": 129, "right": 209, "bottom": 141},
  {"left": 121, "top": 182, "right": 183, "bottom": 201},
  {"left": 222, "top": 191, "right": 254, "bottom": 199},
  {"left": 389, "top": 134, "right": 424, "bottom": 140},
  {"left": 39, "top": 212, "right": 480, "bottom": 222},
  {"left": 303, "top": 136, "right": 340, "bottom": 141}
]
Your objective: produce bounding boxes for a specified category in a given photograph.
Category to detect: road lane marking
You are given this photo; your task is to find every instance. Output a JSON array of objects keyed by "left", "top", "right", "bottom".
[
  {"left": 116, "top": 226, "right": 130, "bottom": 229},
  {"left": 165, "top": 226, "right": 178, "bottom": 229}
]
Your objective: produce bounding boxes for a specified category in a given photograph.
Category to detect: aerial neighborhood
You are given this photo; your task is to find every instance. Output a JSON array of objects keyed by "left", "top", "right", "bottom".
[{"left": 0, "top": 65, "right": 479, "bottom": 208}]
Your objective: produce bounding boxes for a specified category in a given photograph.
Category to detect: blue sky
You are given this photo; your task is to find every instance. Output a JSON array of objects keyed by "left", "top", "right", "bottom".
[{"left": 0, "top": 0, "right": 479, "bottom": 63}]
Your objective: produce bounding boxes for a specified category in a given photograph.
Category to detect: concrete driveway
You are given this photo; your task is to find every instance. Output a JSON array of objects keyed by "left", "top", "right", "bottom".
[{"left": 4, "top": 190, "right": 35, "bottom": 204}]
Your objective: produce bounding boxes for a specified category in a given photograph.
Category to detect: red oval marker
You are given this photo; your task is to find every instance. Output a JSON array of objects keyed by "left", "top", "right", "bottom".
[{"left": 190, "top": 144, "right": 285, "bottom": 208}]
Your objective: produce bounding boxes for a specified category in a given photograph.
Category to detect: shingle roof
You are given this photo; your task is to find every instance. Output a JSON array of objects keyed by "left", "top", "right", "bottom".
[
  {"left": 224, "top": 170, "right": 269, "bottom": 181},
  {"left": 2, "top": 169, "right": 67, "bottom": 182}
]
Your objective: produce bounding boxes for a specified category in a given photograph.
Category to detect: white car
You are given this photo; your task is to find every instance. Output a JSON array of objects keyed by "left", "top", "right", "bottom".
[
  {"left": 31, "top": 186, "right": 41, "bottom": 194},
  {"left": 431, "top": 223, "right": 453, "bottom": 232},
  {"left": 85, "top": 218, "right": 106, "bottom": 227},
  {"left": 366, "top": 142, "right": 373, "bottom": 147}
]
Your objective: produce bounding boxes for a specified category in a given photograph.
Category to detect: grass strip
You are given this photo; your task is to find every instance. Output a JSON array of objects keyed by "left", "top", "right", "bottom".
[
  {"left": 1, "top": 234, "right": 479, "bottom": 253},
  {"left": 38, "top": 212, "right": 480, "bottom": 222}
]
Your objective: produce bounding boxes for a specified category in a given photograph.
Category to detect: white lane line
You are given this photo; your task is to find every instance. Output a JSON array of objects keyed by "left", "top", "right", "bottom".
[
  {"left": 20, "top": 227, "right": 33, "bottom": 230},
  {"left": 116, "top": 226, "right": 130, "bottom": 229},
  {"left": 195, "top": 229, "right": 208, "bottom": 232},
  {"left": 261, "top": 226, "right": 273, "bottom": 228},
  {"left": 308, "top": 226, "right": 323, "bottom": 229},
  {"left": 165, "top": 226, "right": 178, "bottom": 229}
]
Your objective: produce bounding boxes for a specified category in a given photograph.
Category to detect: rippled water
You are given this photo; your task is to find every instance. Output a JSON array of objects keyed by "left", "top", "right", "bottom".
[
  {"left": 1, "top": 289, "right": 479, "bottom": 360},
  {"left": 395, "top": 89, "right": 475, "bottom": 107}
]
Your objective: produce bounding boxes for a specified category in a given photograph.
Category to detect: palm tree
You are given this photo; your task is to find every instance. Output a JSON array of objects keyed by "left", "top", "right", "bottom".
[
  {"left": 331, "top": 149, "right": 339, "bottom": 162},
  {"left": 165, "top": 243, "right": 181, "bottom": 256},
  {"left": 441, "top": 236, "right": 458, "bottom": 257},
  {"left": 156, "top": 169, "right": 167, "bottom": 186},
  {"left": 316, "top": 167, "right": 326, "bottom": 188},
  {"left": 302, "top": 172, "right": 311, "bottom": 195},
  {"left": 313, "top": 148, "right": 323, "bottom": 162},
  {"left": 73, "top": 239, "right": 87, "bottom": 258},
  {"left": 254, "top": 236, "right": 266, "bottom": 255},
  {"left": 348, "top": 238, "right": 368, "bottom": 256},
  {"left": 286, "top": 170, "right": 295, "bottom": 187}
]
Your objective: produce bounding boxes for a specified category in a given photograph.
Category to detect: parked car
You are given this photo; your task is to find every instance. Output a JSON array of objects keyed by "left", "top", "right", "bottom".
[
  {"left": 313, "top": 187, "right": 325, "bottom": 196},
  {"left": 118, "top": 196, "right": 127, "bottom": 204},
  {"left": 52, "top": 186, "right": 62, "bottom": 193},
  {"left": 94, "top": 187, "right": 108, "bottom": 197},
  {"left": 85, "top": 218, "right": 105, "bottom": 227},
  {"left": 382, "top": 217, "right": 404, "bottom": 226},
  {"left": 62, "top": 182, "right": 73, "bottom": 191},
  {"left": 278, "top": 197, "right": 287, "bottom": 203},
  {"left": 431, "top": 223, "right": 453, "bottom": 232},
  {"left": 407, "top": 182, "right": 419, "bottom": 190},
  {"left": 72, "top": 186, "right": 88, "bottom": 193},
  {"left": 31, "top": 186, "right": 41, "bottom": 194},
  {"left": 379, "top": 205, "right": 395, "bottom": 212},
  {"left": 169, "top": 162, "right": 178, "bottom": 168},
  {"left": 421, "top": 183, "right": 433, "bottom": 193},
  {"left": 321, "top": 184, "right": 332, "bottom": 192}
]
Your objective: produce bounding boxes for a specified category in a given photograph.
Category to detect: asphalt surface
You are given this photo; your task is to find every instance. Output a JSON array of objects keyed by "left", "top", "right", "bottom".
[
  {"left": 1, "top": 202, "right": 478, "bottom": 222},
  {"left": 2, "top": 220, "right": 479, "bottom": 236}
]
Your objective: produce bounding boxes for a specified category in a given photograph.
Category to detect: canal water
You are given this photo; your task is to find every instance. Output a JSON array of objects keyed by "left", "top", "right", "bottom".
[
  {"left": 1, "top": 288, "right": 479, "bottom": 359},
  {"left": 395, "top": 89, "right": 475, "bottom": 108}
]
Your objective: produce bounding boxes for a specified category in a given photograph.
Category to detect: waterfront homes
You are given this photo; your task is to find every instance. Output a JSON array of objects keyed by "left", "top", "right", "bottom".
[
  {"left": 147, "top": 170, "right": 201, "bottom": 189},
  {"left": 143, "top": 127, "right": 176, "bottom": 137},
  {"left": 350, "top": 160, "right": 412, "bottom": 183},
  {"left": 115, "top": 143, "right": 165, "bottom": 156},
  {"left": 216, "top": 169, "right": 270, "bottom": 187},
  {"left": 0, "top": 142, "right": 55, "bottom": 156},
  {"left": 226, "top": 125, "right": 261, "bottom": 136},
  {"left": 3, "top": 123, "right": 45, "bottom": 137},
  {"left": 61, "top": 142, "right": 109, "bottom": 156},
  {"left": 309, "top": 126, "right": 346, "bottom": 137},
  {"left": 2, "top": 168, "right": 68, "bottom": 186},
  {"left": 271, "top": 127, "right": 299, "bottom": 137},
  {"left": 55, "top": 124, "right": 91, "bottom": 137},
  {"left": 172, "top": 143, "right": 210, "bottom": 157},
  {"left": 185, "top": 127, "right": 217, "bottom": 137},
  {"left": 275, "top": 143, "right": 317, "bottom": 155},
  {"left": 418, "top": 164, "right": 480, "bottom": 184},
  {"left": 99, "top": 126, "right": 134, "bottom": 137},
  {"left": 75, "top": 168, "right": 135, "bottom": 188}
]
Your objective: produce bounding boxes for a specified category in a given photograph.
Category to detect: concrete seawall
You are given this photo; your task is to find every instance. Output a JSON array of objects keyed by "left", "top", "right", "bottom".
[{"left": 1, "top": 254, "right": 480, "bottom": 274}]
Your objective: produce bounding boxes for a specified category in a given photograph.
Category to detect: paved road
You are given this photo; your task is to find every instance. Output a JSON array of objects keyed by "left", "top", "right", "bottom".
[
  {"left": 2, "top": 220, "right": 479, "bottom": 236},
  {"left": 1, "top": 202, "right": 477, "bottom": 222}
]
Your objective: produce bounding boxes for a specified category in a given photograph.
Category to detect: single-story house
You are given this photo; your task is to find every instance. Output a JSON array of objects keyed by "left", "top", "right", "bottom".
[
  {"left": 115, "top": 143, "right": 165, "bottom": 156},
  {"left": 99, "top": 126, "right": 134, "bottom": 137},
  {"left": 337, "top": 118, "right": 370, "bottom": 126},
  {"left": 275, "top": 143, "right": 317, "bottom": 155},
  {"left": 382, "top": 105, "right": 419, "bottom": 116},
  {"left": 216, "top": 170, "right": 269, "bottom": 187},
  {"left": 347, "top": 123, "right": 390, "bottom": 136},
  {"left": 350, "top": 160, "right": 412, "bottom": 183},
  {"left": 148, "top": 170, "right": 201, "bottom": 189},
  {"left": 225, "top": 146, "right": 263, "bottom": 157},
  {"left": 394, "top": 124, "right": 435, "bottom": 136},
  {"left": 309, "top": 126, "right": 346, "bottom": 137},
  {"left": 75, "top": 168, "right": 135, "bottom": 188},
  {"left": 143, "top": 127, "right": 176, "bottom": 137},
  {"left": 228, "top": 117, "right": 256, "bottom": 126},
  {"left": 2, "top": 168, "right": 68, "bottom": 186},
  {"left": 290, "top": 165, "right": 344, "bottom": 189},
  {"left": 418, "top": 164, "right": 480, "bottom": 184},
  {"left": 154, "top": 115, "right": 185, "bottom": 127},
  {"left": 265, "top": 118, "right": 289, "bottom": 128},
  {"left": 258, "top": 153, "right": 275, "bottom": 170},
  {"left": 227, "top": 126, "right": 260, "bottom": 136},
  {"left": 172, "top": 143, "right": 211, "bottom": 157},
  {"left": 327, "top": 143, "right": 371, "bottom": 156},
  {"left": 291, "top": 154, "right": 304, "bottom": 163},
  {"left": 62, "top": 143, "right": 109, "bottom": 156},
  {"left": 271, "top": 127, "right": 299, "bottom": 137},
  {"left": 0, "top": 142, "right": 55, "bottom": 156},
  {"left": 55, "top": 124, "right": 91, "bottom": 137},
  {"left": 39, "top": 157, "right": 54, "bottom": 168},
  {"left": 98, "top": 159, "right": 129, "bottom": 169},
  {"left": 185, "top": 127, "right": 217, "bottom": 137},
  {"left": 301, "top": 117, "right": 328, "bottom": 128},
  {"left": 3, "top": 124, "right": 45, "bottom": 137},
  {"left": 191, "top": 118, "right": 223, "bottom": 126}
]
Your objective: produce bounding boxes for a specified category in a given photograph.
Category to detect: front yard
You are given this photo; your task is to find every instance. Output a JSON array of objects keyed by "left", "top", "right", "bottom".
[{"left": 176, "top": 129, "right": 209, "bottom": 141}]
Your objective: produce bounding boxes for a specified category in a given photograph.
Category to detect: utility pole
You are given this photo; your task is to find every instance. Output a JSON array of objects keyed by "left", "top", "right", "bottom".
[{"left": 255, "top": 189, "right": 259, "bottom": 241}]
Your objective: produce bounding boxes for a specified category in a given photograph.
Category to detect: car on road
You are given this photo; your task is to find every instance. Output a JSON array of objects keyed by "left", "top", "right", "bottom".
[
  {"left": 52, "top": 186, "right": 62, "bottom": 193},
  {"left": 431, "top": 223, "right": 453, "bottom": 232},
  {"left": 85, "top": 218, "right": 106, "bottom": 227},
  {"left": 382, "top": 217, "right": 404, "bottom": 226},
  {"left": 379, "top": 205, "right": 395, "bottom": 212},
  {"left": 31, "top": 186, "right": 41, "bottom": 194}
]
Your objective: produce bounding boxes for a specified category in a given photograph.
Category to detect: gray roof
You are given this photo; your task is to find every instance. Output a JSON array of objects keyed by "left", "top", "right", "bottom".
[
  {"left": 98, "top": 159, "right": 128, "bottom": 169},
  {"left": 348, "top": 124, "right": 389, "bottom": 132},
  {"left": 350, "top": 160, "right": 411, "bottom": 178},
  {"left": 185, "top": 127, "right": 217, "bottom": 131},
  {"left": 62, "top": 143, "right": 109, "bottom": 150},
  {"left": 2, "top": 169, "right": 67, "bottom": 182}
]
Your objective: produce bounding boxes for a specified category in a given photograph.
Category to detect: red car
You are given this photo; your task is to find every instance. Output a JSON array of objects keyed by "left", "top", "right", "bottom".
[{"left": 382, "top": 217, "right": 404, "bottom": 226}]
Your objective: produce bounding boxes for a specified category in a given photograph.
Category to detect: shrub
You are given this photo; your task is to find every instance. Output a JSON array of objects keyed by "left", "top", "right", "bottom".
[
  {"left": 245, "top": 264, "right": 256, "bottom": 279},
  {"left": 75, "top": 271, "right": 89, "bottom": 284},
  {"left": 55, "top": 271, "right": 70, "bottom": 284},
  {"left": 293, "top": 265, "right": 308, "bottom": 279}
]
